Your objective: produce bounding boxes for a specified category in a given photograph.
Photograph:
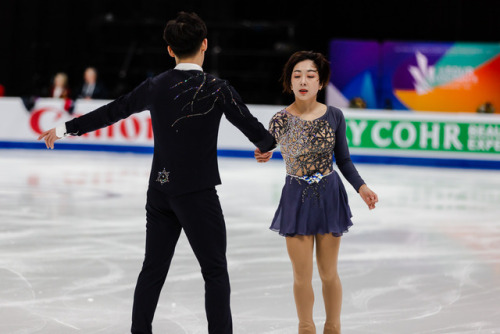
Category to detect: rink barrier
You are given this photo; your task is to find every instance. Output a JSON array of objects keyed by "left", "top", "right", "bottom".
[
  {"left": 2, "top": 141, "right": 499, "bottom": 170},
  {"left": 0, "top": 98, "right": 499, "bottom": 169}
]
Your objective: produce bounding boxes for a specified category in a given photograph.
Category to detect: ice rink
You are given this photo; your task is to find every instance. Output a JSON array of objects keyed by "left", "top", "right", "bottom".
[{"left": 1, "top": 149, "right": 499, "bottom": 334}]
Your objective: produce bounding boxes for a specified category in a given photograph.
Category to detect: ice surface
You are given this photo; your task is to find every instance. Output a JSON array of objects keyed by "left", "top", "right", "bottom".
[{"left": 0, "top": 150, "right": 499, "bottom": 334}]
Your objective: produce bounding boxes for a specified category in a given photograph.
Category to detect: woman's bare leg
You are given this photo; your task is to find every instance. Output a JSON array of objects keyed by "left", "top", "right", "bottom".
[
  {"left": 286, "top": 235, "right": 316, "bottom": 334},
  {"left": 315, "top": 234, "right": 342, "bottom": 334}
]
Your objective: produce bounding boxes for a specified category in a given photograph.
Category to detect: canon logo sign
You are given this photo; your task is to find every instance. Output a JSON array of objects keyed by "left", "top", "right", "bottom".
[{"left": 29, "top": 107, "right": 153, "bottom": 142}]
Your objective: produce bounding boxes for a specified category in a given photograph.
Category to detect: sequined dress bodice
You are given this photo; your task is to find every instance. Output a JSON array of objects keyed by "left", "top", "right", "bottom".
[{"left": 269, "top": 110, "right": 335, "bottom": 177}]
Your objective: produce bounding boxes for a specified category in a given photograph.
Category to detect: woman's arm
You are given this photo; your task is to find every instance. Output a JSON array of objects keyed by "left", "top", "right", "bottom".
[
  {"left": 333, "top": 110, "right": 365, "bottom": 191},
  {"left": 333, "top": 109, "right": 378, "bottom": 209}
]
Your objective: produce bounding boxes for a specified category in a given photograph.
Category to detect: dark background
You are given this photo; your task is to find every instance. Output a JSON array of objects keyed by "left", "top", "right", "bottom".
[{"left": 1, "top": 0, "right": 499, "bottom": 105}]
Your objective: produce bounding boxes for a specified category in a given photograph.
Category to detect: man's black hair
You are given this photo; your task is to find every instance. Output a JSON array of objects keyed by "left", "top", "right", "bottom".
[{"left": 163, "top": 12, "right": 207, "bottom": 58}]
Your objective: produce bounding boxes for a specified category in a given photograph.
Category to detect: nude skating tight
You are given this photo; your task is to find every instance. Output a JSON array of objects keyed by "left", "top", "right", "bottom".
[{"left": 286, "top": 234, "right": 342, "bottom": 334}]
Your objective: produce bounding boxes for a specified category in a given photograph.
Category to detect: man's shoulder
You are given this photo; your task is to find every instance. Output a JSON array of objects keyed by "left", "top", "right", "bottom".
[
  {"left": 200, "top": 72, "right": 231, "bottom": 90},
  {"left": 150, "top": 70, "right": 227, "bottom": 85},
  {"left": 205, "top": 72, "right": 225, "bottom": 81},
  {"left": 150, "top": 69, "right": 175, "bottom": 82}
]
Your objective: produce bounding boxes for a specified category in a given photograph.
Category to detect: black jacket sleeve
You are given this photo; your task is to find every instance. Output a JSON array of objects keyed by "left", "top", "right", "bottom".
[
  {"left": 220, "top": 83, "right": 276, "bottom": 153},
  {"left": 66, "top": 78, "right": 152, "bottom": 136}
]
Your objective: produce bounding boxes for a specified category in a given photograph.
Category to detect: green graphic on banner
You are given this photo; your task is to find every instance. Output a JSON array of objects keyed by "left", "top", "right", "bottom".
[{"left": 345, "top": 118, "right": 500, "bottom": 154}]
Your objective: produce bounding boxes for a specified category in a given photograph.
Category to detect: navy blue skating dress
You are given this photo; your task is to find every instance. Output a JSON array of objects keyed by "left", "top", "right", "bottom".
[{"left": 269, "top": 106, "right": 365, "bottom": 237}]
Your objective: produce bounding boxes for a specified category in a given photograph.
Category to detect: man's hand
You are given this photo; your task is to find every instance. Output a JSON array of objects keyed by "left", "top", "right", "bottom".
[
  {"left": 38, "top": 128, "right": 60, "bottom": 149},
  {"left": 254, "top": 148, "right": 273, "bottom": 163},
  {"left": 358, "top": 184, "right": 378, "bottom": 210}
]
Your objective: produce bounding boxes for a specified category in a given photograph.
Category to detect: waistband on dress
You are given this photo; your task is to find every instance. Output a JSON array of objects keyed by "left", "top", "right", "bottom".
[{"left": 286, "top": 171, "right": 333, "bottom": 184}]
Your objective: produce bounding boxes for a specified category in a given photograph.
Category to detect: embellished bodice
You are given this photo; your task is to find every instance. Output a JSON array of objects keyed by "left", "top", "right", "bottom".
[{"left": 269, "top": 110, "right": 335, "bottom": 177}]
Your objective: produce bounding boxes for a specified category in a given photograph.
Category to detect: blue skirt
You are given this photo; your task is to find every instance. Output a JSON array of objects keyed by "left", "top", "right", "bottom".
[{"left": 270, "top": 171, "right": 353, "bottom": 237}]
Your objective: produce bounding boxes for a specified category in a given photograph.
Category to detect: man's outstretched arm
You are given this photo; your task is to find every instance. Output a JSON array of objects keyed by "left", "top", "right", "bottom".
[
  {"left": 38, "top": 78, "right": 152, "bottom": 149},
  {"left": 221, "top": 83, "right": 276, "bottom": 153}
]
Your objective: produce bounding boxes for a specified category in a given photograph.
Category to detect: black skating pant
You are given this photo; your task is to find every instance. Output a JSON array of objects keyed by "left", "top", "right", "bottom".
[{"left": 131, "top": 186, "right": 232, "bottom": 334}]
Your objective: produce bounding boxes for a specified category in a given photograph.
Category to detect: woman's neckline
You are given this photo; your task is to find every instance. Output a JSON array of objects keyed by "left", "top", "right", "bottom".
[{"left": 284, "top": 106, "right": 329, "bottom": 122}]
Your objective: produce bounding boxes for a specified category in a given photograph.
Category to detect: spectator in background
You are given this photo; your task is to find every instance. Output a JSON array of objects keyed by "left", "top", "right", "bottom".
[
  {"left": 383, "top": 98, "right": 393, "bottom": 110},
  {"left": 77, "top": 67, "right": 107, "bottom": 99},
  {"left": 477, "top": 102, "right": 495, "bottom": 114},
  {"left": 50, "top": 73, "right": 70, "bottom": 98},
  {"left": 0, "top": 84, "right": 4, "bottom": 97},
  {"left": 349, "top": 96, "right": 367, "bottom": 109}
]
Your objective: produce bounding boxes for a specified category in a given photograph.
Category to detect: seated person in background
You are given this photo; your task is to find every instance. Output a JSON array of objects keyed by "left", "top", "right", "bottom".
[
  {"left": 349, "top": 96, "right": 367, "bottom": 109},
  {"left": 51, "top": 73, "right": 70, "bottom": 98},
  {"left": 77, "top": 67, "right": 107, "bottom": 100},
  {"left": 477, "top": 102, "right": 495, "bottom": 114}
]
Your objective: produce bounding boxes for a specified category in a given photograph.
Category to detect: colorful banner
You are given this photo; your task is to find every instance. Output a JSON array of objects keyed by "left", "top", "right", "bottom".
[
  {"left": 328, "top": 40, "right": 500, "bottom": 113},
  {"left": 382, "top": 42, "right": 500, "bottom": 113},
  {"left": 327, "top": 40, "right": 381, "bottom": 109}
]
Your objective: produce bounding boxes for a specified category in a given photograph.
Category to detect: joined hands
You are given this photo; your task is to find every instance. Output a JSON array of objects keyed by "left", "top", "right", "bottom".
[{"left": 254, "top": 148, "right": 273, "bottom": 163}]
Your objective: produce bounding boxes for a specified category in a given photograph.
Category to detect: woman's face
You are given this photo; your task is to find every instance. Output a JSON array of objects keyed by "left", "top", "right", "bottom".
[
  {"left": 290, "top": 60, "right": 321, "bottom": 101},
  {"left": 54, "top": 74, "right": 66, "bottom": 87}
]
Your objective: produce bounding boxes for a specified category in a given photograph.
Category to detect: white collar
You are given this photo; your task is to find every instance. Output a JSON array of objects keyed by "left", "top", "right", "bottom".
[{"left": 174, "top": 63, "right": 203, "bottom": 71}]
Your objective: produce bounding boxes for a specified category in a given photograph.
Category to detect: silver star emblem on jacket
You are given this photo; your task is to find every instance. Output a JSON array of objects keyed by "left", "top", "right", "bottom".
[{"left": 156, "top": 168, "right": 170, "bottom": 185}]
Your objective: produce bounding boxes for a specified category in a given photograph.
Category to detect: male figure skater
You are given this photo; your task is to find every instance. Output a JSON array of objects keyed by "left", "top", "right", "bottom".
[{"left": 38, "top": 12, "right": 275, "bottom": 334}]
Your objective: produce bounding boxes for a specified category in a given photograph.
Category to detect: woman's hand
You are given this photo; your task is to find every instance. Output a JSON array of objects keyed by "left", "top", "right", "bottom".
[
  {"left": 38, "top": 128, "right": 60, "bottom": 149},
  {"left": 254, "top": 148, "right": 273, "bottom": 163},
  {"left": 359, "top": 184, "right": 378, "bottom": 210}
]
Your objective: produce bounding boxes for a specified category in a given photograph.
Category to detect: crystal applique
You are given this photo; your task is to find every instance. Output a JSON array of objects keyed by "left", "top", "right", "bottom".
[
  {"left": 156, "top": 168, "right": 170, "bottom": 185},
  {"left": 170, "top": 73, "right": 245, "bottom": 127}
]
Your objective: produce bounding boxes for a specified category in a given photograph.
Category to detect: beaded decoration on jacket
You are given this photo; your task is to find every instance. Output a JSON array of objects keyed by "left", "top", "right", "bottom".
[
  {"left": 156, "top": 72, "right": 246, "bottom": 186},
  {"left": 169, "top": 72, "right": 243, "bottom": 127},
  {"left": 269, "top": 110, "right": 335, "bottom": 201}
]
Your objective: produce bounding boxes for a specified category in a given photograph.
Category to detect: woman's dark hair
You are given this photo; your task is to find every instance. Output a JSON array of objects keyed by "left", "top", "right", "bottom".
[
  {"left": 280, "top": 51, "right": 330, "bottom": 93},
  {"left": 163, "top": 12, "right": 207, "bottom": 58}
]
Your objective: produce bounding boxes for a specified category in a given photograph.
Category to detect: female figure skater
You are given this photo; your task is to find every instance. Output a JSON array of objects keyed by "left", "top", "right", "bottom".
[{"left": 255, "top": 51, "right": 378, "bottom": 334}]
